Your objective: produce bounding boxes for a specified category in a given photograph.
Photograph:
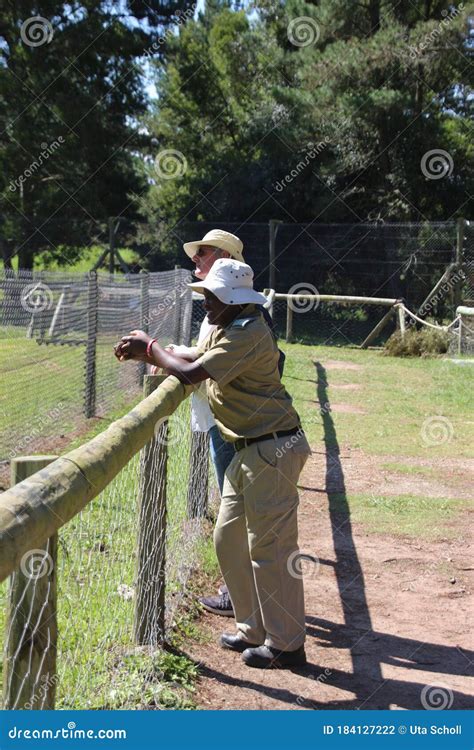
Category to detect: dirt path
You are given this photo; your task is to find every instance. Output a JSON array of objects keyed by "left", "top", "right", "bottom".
[{"left": 183, "top": 450, "right": 473, "bottom": 710}]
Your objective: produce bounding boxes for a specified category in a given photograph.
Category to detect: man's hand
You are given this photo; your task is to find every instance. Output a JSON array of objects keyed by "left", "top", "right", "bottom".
[
  {"left": 114, "top": 329, "right": 151, "bottom": 362},
  {"left": 114, "top": 330, "right": 210, "bottom": 386}
]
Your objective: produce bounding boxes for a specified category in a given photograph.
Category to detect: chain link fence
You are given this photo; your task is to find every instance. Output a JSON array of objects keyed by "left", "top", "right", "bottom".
[
  {"left": 129, "top": 218, "right": 472, "bottom": 345},
  {"left": 0, "top": 268, "right": 192, "bottom": 466},
  {"left": 0, "top": 383, "right": 218, "bottom": 710}
]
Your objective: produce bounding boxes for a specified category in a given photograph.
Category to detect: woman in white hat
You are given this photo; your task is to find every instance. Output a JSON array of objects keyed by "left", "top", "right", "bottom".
[{"left": 115, "top": 259, "right": 310, "bottom": 669}]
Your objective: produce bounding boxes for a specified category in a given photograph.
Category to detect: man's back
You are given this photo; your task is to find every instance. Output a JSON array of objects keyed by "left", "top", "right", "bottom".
[{"left": 197, "top": 305, "right": 299, "bottom": 442}]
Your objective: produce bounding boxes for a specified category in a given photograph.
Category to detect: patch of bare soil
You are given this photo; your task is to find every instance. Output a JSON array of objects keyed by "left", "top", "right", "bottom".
[
  {"left": 183, "top": 451, "right": 473, "bottom": 710},
  {"left": 330, "top": 384, "right": 362, "bottom": 391},
  {"left": 305, "top": 447, "right": 473, "bottom": 501},
  {"left": 0, "top": 416, "right": 110, "bottom": 491},
  {"left": 323, "top": 360, "right": 364, "bottom": 371},
  {"left": 329, "top": 404, "right": 366, "bottom": 414}
]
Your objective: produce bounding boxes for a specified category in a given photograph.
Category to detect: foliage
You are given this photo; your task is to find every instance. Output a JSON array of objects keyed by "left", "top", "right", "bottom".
[
  {"left": 0, "top": 0, "right": 194, "bottom": 268},
  {"left": 140, "top": 0, "right": 474, "bottom": 262},
  {"left": 384, "top": 327, "right": 450, "bottom": 356}
]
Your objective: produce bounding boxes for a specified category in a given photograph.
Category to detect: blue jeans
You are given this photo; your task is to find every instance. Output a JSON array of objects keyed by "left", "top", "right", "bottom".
[{"left": 209, "top": 425, "right": 236, "bottom": 495}]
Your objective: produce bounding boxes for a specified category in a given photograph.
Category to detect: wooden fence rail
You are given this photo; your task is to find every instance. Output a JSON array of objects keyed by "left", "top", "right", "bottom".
[
  {"left": 275, "top": 292, "right": 399, "bottom": 345},
  {"left": 0, "top": 375, "right": 190, "bottom": 585}
]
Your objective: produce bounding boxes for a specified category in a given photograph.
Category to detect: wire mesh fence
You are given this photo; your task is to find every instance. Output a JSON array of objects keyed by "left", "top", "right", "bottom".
[
  {"left": 0, "top": 268, "right": 192, "bottom": 464},
  {"left": 0, "top": 389, "right": 217, "bottom": 710},
  {"left": 143, "top": 220, "right": 461, "bottom": 308},
  {"left": 463, "top": 220, "right": 474, "bottom": 306},
  {"left": 270, "top": 297, "right": 397, "bottom": 348},
  {"left": 126, "top": 218, "right": 474, "bottom": 345}
]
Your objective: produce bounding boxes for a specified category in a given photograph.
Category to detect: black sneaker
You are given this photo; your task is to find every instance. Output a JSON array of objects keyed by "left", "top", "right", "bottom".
[
  {"left": 242, "top": 644, "right": 307, "bottom": 669},
  {"left": 199, "top": 591, "right": 234, "bottom": 617},
  {"left": 220, "top": 633, "right": 261, "bottom": 652}
]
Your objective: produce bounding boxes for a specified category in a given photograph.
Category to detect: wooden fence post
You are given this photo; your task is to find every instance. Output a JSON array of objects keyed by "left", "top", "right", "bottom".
[
  {"left": 173, "top": 265, "right": 182, "bottom": 345},
  {"left": 286, "top": 298, "right": 293, "bottom": 343},
  {"left": 360, "top": 306, "right": 396, "bottom": 349},
  {"left": 397, "top": 304, "right": 406, "bottom": 339},
  {"left": 187, "top": 431, "right": 209, "bottom": 519},
  {"left": 138, "top": 271, "right": 150, "bottom": 386},
  {"left": 108, "top": 217, "right": 116, "bottom": 275},
  {"left": 454, "top": 217, "right": 466, "bottom": 309},
  {"left": 134, "top": 374, "right": 168, "bottom": 646},
  {"left": 84, "top": 271, "right": 98, "bottom": 418},
  {"left": 3, "top": 456, "right": 58, "bottom": 710}
]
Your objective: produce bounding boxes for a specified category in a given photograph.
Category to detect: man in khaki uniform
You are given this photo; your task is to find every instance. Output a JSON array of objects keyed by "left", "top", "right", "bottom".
[{"left": 115, "top": 258, "right": 310, "bottom": 668}]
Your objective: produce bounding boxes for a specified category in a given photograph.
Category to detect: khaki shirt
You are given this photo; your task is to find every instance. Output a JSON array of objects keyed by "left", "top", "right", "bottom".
[{"left": 196, "top": 304, "right": 300, "bottom": 442}]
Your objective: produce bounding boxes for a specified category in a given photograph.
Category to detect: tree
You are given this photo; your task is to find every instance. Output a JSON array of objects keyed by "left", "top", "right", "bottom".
[
  {"left": 140, "top": 0, "right": 473, "bottom": 248},
  {"left": 0, "top": 0, "right": 194, "bottom": 268}
]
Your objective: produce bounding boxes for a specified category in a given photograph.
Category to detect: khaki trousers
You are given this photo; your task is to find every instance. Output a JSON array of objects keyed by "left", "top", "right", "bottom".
[{"left": 214, "top": 432, "right": 311, "bottom": 651}]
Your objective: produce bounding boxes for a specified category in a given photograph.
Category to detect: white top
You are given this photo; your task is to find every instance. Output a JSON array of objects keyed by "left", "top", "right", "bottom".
[
  {"left": 192, "top": 316, "right": 216, "bottom": 432},
  {"left": 170, "top": 317, "right": 216, "bottom": 433}
]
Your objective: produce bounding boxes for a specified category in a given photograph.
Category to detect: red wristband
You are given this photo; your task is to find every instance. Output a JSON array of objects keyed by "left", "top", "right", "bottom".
[{"left": 146, "top": 338, "right": 157, "bottom": 358}]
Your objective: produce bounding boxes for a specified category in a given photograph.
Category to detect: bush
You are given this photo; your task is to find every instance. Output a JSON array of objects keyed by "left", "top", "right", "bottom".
[{"left": 384, "top": 327, "right": 449, "bottom": 357}]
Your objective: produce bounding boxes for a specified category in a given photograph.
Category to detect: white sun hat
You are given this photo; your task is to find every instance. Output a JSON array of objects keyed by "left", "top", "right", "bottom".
[
  {"left": 183, "top": 229, "right": 244, "bottom": 261},
  {"left": 188, "top": 258, "right": 267, "bottom": 306}
]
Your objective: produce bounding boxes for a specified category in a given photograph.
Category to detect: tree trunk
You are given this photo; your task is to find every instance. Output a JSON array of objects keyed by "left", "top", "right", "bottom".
[{"left": 368, "top": 0, "right": 381, "bottom": 31}]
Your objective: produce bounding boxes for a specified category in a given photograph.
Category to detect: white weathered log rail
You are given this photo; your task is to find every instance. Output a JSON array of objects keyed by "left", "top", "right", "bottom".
[
  {"left": 274, "top": 293, "right": 398, "bottom": 305},
  {"left": 275, "top": 293, "right": 400, "bottom": 344}
]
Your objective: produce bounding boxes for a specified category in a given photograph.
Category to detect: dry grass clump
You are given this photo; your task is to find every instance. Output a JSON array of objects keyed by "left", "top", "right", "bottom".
[{"left": 384, "top": 327, "right": 449, "bottom": 357}]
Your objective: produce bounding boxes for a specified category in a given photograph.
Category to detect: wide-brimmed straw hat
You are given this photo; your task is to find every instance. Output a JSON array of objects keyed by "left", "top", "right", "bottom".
[
  {"left": 188, "top": 258, "right": 267, "bottom": 306},
  {"left": 183, "top": 229, "right": 244, "bottom": 261}
]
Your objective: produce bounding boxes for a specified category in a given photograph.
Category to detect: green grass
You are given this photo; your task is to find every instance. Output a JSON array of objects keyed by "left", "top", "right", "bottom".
[
  {"left": 0, "top": 328, "right": 141, "bottom": 460},
  {"left": 328, "top": 492, "right": 466, "bottom": 540},
  {"left": 9, "top": 246, "right": 142, "bottom": 274},
  {"left": 0, "top": 400, "right": 202, "bottom": 710},
  {"left": 282, "top": 343, "right": 474, "bottom": 458},
  {"left": 280, "top": 342, "right": 471, "bottom": 541},
  {"left": 1, "top": 340, "right": 471, "bottom": 708},
  {"left": 380, "top": 462, "right": 442, "bottom": 478}
]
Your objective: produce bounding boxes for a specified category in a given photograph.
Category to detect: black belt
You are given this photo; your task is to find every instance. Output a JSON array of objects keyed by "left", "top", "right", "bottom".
[{"left": 234, "top": 426, "right": 302, "bottom": 453}]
